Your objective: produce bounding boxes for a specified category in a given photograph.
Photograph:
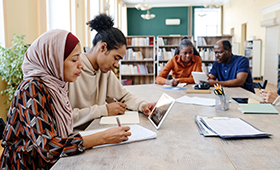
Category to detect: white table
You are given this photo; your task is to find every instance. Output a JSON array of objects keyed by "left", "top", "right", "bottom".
[{"left": 52, "top": 84, "right": 280, "bottom": 170}]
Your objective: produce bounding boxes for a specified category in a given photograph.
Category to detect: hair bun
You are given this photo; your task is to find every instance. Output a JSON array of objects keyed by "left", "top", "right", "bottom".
[{"left": 87, "top": 14, "right": 114, "bottom": 32}]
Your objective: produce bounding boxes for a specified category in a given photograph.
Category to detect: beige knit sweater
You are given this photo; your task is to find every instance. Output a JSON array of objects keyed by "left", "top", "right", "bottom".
[{"left": 68, "top": 53, "right": 148, "bottom": 128}]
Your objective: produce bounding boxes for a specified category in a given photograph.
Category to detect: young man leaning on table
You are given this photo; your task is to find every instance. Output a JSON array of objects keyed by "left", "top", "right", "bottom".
[
  {"left": 207, "top": 40, "right": 255, "bottom": 93},
  {"left": 68, "top": 14, "right": 156, "bottom": 129}
]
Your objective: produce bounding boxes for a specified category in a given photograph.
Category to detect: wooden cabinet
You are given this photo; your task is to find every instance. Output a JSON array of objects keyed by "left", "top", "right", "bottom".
[
  {"left": 156, "top": 35, "right": 193, "bottom": 76},
  {"left": 119, "top": 36, "right": 155, "bottom": 85}
]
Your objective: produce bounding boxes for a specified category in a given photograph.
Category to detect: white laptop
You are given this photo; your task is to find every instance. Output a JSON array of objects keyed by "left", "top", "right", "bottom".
[
  {"left": 191, "top": 71, "right": 208, "bottom": 84},
  {"left": 148, "top": 93, "right": 175, "bottom": 130}
]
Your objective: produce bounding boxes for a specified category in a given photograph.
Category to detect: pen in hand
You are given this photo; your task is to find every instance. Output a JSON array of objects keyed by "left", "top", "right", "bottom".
[{"left": 116, "top": 116, "right": 121, "bottom": 127}]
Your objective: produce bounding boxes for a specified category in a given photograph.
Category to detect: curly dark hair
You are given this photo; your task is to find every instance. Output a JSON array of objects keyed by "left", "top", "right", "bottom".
[{"left": 86, "top": 14, "right": 127, "bottom": 51}]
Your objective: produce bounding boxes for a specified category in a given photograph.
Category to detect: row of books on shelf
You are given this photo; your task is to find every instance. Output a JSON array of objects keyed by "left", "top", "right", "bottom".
[
  {"left": 157, "top": 37, "right": 166, "bottom": 46},
  {"left": 121, "top": 64, "right": 149, "bottom": 74},
  {"left": 124, "top": 48, "right": 143, "bottom": 60},
  {"left": 121, "top": 79, "right": 132, "bottom": 86},
  {"left": 127, "top": 37, "right": 154, "bottom": 46},
  {"left": 199, "top": 49, "right": 215, "bottom": 61},
  {"left": 197, "top": 37, "right": 207, "bottom": 46},
  {"left": 158, "top": 48, "right": 176, "bottom": 60}
]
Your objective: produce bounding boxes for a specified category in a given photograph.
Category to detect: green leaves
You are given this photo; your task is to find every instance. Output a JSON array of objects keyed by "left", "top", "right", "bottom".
[{"left": 0, "top": 34, "right": 28, "bottom": 105}]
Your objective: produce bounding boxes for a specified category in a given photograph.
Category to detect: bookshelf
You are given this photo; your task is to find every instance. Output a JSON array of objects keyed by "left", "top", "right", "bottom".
[
  {"left": 196, "top": 35, "right": 233, "bottom": 74},
  {"left": 120, "top": 36, "right": 155, "bottom": 85},
  {"left": 156, "top": 35, "right": 193, "bottom": 76},
  {"left": 244, "top": 39, "right": 261, "bottom": 79}
]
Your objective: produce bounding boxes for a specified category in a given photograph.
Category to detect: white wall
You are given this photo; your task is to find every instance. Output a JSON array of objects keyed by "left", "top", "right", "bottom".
[{"left": 223, "top": 0, "right": 279, "bottom": 77}]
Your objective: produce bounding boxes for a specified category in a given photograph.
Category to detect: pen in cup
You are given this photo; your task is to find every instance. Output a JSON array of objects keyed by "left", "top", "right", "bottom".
[{"left": 116, "top": 116, "right": 121, "bottom": 127}]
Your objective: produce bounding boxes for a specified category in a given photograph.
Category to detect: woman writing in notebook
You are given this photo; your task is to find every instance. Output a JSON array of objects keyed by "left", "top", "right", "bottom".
[
  {"left": 155, "top": 39, "right": 202, "bottom": 86},
  {"left": 0, "top": 29, "right": 131, "bottom": 169}
]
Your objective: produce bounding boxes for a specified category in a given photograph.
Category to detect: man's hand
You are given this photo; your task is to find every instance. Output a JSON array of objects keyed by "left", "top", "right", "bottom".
[
  {"left": 141, "top": 102, "right": 157, "bottom": 116},
  {"left": 208, "top": 79, "right": 218, "bottom": 86},
  {"left": 106, "top": 102, "right": 127, "bottom": 116}
]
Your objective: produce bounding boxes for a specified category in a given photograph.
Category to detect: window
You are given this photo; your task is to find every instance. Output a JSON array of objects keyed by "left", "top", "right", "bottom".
[
  {"left": 46, "top": 0, "right": 71, "bottom": 31},
  {"left": 0, "top": 0, "right": 5, "bottom": 47},
  {"left": 88, "top": 0, "right": 99, "bottom": 43},
  {"left": 194, "top": 8, "right": 221, "bottom": 40}
]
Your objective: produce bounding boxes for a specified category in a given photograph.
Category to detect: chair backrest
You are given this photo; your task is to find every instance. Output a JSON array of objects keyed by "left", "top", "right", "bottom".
[
  {"left": 0, "top": 118, "right": 5, "bottom": 140},
  {"left": 261, "top": 80, "right": 268, "bottom": 89},
  {"left": 253, "top": 80, "right": 268, "bottom": 89}
]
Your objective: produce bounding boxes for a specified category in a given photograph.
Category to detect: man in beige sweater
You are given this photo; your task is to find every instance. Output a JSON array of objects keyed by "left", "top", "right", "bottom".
[
  {"left": 68, "top": 14, "right": 155, "bottom": 129},
  {"left": 68, "top": 53, "right": 155, "bottom": 128}
]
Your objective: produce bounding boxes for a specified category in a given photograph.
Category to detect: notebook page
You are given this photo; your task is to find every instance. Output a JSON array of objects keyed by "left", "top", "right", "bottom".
[{"left": 79, "top": 125, "right": 157, "bottom": 148}]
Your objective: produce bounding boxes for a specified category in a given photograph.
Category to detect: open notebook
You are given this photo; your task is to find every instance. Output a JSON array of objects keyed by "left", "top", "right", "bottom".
[
  {"left": 79, "top": 125, "right": 157, "bottom": 148},
  {"left": 100, "top": 111, "right": 140, "bottom": 124}
]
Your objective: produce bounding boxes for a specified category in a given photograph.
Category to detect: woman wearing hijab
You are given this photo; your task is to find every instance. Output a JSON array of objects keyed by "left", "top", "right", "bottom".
[{"left": 0, "top": 29, "right": 131, "bottom": 169}]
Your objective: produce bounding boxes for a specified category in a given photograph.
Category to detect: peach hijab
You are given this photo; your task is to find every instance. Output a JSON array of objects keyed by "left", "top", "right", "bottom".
[{"left": 22, "top": 29, "right": 78, "bottom": 137}]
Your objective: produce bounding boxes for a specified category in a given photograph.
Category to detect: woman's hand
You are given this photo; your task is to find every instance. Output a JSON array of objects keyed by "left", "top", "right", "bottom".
[
  {"left": 165, "top": 78, "right": 179, "bottom": 87},
  {"left": 82, "top": 126, "right": 131, "bottom": 149},
  {"left": 101, "top": 126, "right": 131, "bottom": 144},
  {"left": 259, "top": 89, "right": 279, "bottom": 104}
]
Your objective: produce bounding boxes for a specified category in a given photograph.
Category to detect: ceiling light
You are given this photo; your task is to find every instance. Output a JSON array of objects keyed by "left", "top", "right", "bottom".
[
  {"left": 135, "top": 4, "right": 152, "bottom": 11},
  {"left": 141, "top": 10, "right": 155, "bottom": 20},
  {"left": 204, "top": 4, "right": 220, "bottom": 8}
]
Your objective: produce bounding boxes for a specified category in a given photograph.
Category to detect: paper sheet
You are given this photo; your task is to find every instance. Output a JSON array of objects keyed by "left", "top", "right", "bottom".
[
  {"left": 78, "top": 125, "right": 157, "bottom": 148},
  {"left": 176, "top": 95, "right": 215, "bottom": 106},
  {"left": 100, "top": 111, "right": 140, "bottom": 124}
]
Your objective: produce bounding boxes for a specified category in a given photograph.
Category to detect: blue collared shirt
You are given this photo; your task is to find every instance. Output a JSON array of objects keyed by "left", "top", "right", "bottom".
[{"left": 209, "top": 54, "right": 255, "bottom": 93}]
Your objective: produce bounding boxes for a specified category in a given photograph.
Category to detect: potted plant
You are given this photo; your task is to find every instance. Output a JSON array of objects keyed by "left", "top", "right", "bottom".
[{"left": 0, "top": 34, "right": 29, "bottom": 105}]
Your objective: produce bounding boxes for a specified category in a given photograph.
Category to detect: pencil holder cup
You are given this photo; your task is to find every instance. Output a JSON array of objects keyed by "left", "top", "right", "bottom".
[{"left": 215, "top": 94, "right": 229, "bottom": 111}]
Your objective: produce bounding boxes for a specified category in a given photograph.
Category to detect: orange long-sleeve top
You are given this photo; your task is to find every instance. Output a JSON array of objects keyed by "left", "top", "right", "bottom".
[{"left": 155, "top": 54, "right": 202, "bottom": 84}]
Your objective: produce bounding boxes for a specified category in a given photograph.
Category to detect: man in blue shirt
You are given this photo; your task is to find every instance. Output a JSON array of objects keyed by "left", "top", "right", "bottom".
[{"left": 208, "top": 40, "right": 255, "bottom": 93}]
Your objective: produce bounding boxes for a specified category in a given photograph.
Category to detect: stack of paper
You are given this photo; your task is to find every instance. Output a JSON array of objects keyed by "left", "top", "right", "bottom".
[
  {"left": 195, "top": 115, "right": 271, "bottom": 138},
  {"left": 79, "top": 125, "right": 157, "bottom": 148}
]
